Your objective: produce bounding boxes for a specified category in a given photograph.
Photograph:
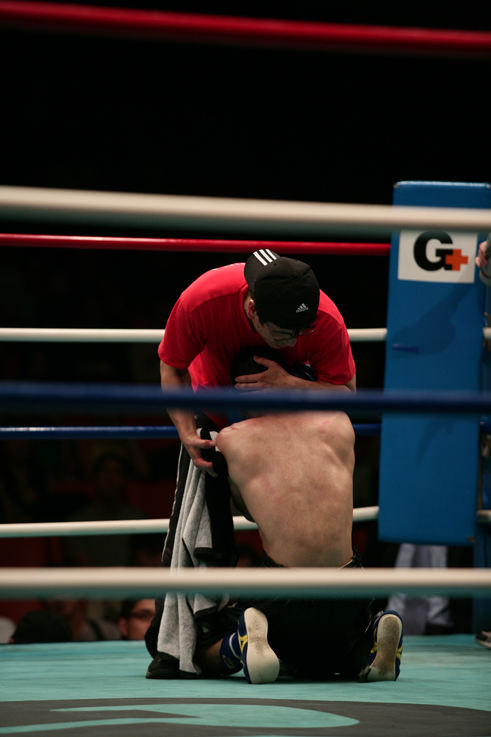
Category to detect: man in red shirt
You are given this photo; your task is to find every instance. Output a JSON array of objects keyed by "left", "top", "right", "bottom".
[
  {"left": 146, "top": 250, "right": 356, "bottom": 676},
  {"left": 158, "top": 249, "right": 356, "bottom": 471}
]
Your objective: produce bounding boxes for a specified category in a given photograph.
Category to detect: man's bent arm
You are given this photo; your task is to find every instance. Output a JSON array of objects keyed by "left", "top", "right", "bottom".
[
  {"left": 282, "top": 374, "right": 356, "bottom": 392},
  {"left": 307, "top": 374, "right": 356, "bottom": 392},
  {"left": 234, "top": 357, "right": 356, "bottom": 393},
  {"left": 160, "top": 360, "right": 215, "bottom": 470}
]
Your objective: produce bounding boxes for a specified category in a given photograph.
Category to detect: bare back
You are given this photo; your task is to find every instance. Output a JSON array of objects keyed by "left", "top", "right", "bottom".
[{"left": 216, "top": 411, "right": 355, "bottom": 568}]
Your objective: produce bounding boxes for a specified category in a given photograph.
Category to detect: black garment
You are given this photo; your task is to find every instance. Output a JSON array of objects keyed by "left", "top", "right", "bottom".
[
  {"left": 200, "top": 548, "right": 374, "bottom": 680},
  {"left": 253, "top": 549, "right": 374, "bottom": 678}
]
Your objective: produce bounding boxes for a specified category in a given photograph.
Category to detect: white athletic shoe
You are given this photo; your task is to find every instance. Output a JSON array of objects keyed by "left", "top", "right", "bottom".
[
  {"left": 237, "top": 607, "right": 280, "bottom": 684},
  {"left": 358, "top": 610, "right": 403, "bottom": 682}
]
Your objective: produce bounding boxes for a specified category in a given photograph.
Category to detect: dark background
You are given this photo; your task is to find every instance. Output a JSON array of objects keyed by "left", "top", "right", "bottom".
[
  {"left": 0, "top": 4, "right": 487, "bottom": 623},
  {"left": 1, "top": 1, "right": 490, "bottom": 389}
]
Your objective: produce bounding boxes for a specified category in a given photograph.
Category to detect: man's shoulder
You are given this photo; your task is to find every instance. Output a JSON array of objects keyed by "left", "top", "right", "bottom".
[
  {"left": 306, "top": 411, "right": 355, "bottom": 444},
  {"left": 185, "top": 263, "right": 245, "bottom": 301},
  {"left": 317, "top": 290, "right": 345, "bottom": 324}
]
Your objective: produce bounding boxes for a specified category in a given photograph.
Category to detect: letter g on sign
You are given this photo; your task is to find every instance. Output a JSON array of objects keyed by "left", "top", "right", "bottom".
[{"left": 413, "top": 230, "right": 453, "bottom": 271}]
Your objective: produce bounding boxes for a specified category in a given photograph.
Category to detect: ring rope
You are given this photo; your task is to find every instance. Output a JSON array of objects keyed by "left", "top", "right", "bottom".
[
  {"left": 0, "top": 424, "right": 382, "bottom": 439},
  {"left": 0, "top": 327, "right": 389, "bottom": 343},
  {"left": 0, "top": 516, "right": 255, "bottom": 538},
  {"left": 0, "top": 566, "right": 489, "bottom": 599},
  {"left": 2, "top": 327, "right": 490, "bottom": 342},
  {"left": 1, "top": 509, "right": 490, "bottom": 540},
  {"left": 2, "top": 420, "right": 491, "bottom": 439},
  {"left": 1, "top": 186, "right": 490, "bottom": 234},
  {"left": 0, "top": 233, "right": 391, "bottom": 256},
  {"left": 1, "top": 2, "right": 490, "bottom": 58},
  {"left": 2, "top": 383, "right": 491, "bottom": 415},
  {"left": 2, "top": 327, "right": 491, "bottom": 342}
]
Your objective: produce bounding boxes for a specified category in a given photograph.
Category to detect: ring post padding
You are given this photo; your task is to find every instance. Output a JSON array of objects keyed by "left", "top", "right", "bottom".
[
  {"left": 378, "top": 181, "right": 491, "bottom": 545},
  {"left": 474, "top": 275, "right": 491, "bottom": 631}
]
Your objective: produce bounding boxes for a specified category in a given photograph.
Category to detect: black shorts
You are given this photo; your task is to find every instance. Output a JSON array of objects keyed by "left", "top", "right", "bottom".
[
  {"left": 254, "top": 549, "right": 374, "bottom": 678},
  {"left": 198, "top": 548, "right": 374, "bottom": 679}
]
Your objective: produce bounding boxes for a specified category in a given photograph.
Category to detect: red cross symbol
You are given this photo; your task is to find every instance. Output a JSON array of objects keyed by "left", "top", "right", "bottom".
[{"left": 445, "top": 249, "right": 468, "bottom": 271}]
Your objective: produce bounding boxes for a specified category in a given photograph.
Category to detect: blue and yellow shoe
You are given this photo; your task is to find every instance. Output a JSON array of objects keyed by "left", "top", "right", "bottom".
[
  {"left": 237, "top": 608, "right": 280, "bottom": 684},
  {"left": 358, "top": 610, "right": 403, "bottom": 682}
]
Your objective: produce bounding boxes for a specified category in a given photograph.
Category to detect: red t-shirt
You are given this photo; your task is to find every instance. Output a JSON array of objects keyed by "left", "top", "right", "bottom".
[{"left": 159, "top": 263, "right": 355, "bottom": 398}]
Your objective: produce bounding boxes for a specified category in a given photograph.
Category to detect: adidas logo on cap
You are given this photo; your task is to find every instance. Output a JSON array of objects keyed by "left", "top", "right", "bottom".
[{"left": 296, "top": 303, "right": 308, "bottom": 313}]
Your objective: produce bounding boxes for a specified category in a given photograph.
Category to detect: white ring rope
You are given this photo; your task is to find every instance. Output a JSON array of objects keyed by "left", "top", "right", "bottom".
[
  {"left": 1, "top": 186, "right": 491, "bottom": 233},
  {"left": 0, "top": 327, "right": 489, "bottom": 343},
  {"left": 0, "top": 515, "right": 257, "bottom": 538},
  {"left": 0, "top": 508, "right": 489, "bottom": 539},
  {"left": 0, "top": 327, "right": 389, "bottom": 343},
  {"left": 0, "top": 567, "right": 489, "bottom": 599}
]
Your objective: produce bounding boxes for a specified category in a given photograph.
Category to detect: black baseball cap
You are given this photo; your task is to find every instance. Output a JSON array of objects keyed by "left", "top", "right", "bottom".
[{"left": 244, "top": 249, "right": 320, "bottom": 329}]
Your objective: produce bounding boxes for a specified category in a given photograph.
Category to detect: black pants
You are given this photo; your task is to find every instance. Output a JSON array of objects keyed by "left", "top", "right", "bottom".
[{"left": 199, "top": 549, "right": 374, "bottom": 679}]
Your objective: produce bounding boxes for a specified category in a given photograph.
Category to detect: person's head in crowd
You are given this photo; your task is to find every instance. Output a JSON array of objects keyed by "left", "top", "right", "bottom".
[
  {"left": 236, "top": 543, "right": 261, "bottom": 567},
  {"left": 130, "top": 533, "right": 165, "bottom": 567},
  {"left": 0, "top": 615, "right": 15, "bottom": 643},
  {"left": 244, "top": 251, "right": 319, "bottom": 348},
  {"left": 46, "top": 597, "right": 88, "bottom": 635},
  {"left": 8, "top": 610, "right": 73, "bottom": 644},
  {"left": 118, "top": 598, "right": 156, "bottom": 640},
  {"left": 91, "top": 452, "right": 129, "bottom": 506},
  {"left": 46, "top": 597, "right": 122, "bottom": 641}
]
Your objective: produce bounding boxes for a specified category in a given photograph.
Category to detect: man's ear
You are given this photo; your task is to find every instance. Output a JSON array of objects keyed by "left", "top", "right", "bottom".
[{"left": 246, "top": 299, "right": 256, "bottom": 321}]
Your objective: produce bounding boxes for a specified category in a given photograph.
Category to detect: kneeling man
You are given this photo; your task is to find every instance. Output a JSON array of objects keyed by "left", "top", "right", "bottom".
[{"left": 196, "top": 348, "right": 403, "bottom": 684}]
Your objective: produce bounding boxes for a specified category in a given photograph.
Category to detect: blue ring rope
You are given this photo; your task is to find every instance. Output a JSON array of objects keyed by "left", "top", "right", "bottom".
[
  {"left": 1, "top": 381, "right": 491, "bottom": 414},
  {"left": 0, "top": 424, "right": 385, "bottom": 439},
  {"left": 2, "top": 422, "right": 490, "bottom": 439}
]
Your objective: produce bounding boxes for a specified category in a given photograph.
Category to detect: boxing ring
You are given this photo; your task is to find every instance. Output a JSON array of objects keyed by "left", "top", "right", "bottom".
[{"left": 1, "top": 4, "right": 491, "bottom": 737}]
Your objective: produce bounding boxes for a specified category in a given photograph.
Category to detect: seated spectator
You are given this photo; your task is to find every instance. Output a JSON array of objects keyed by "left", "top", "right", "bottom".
[
  {"left": 64, "top": 452, "right": 146, "bottom": 568},
  {"left": 0, "top": 615, "right": 17, "bottom": 643},
  {"left": 46, "top": 598, "right": 121, "bottom": 642},
  {"left": 8, "top": 610, "right": 72, "bottom": 644},
  {"left": 118, "top": 599, "right": 156, "bottom": 640},
  {"left": 129, "top": 534, "right": 165, "bottom": 567},
  {"left": 0, "top": 439, "right": 51, "bottom": 524},
  {"left": 236, "top": 543, "right": 261, "bottom": 568}
]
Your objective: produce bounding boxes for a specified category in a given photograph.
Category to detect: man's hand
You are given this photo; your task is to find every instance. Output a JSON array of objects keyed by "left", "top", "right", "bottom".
[
  {"left": 476, "top": 240, "right": 489, "bottom": 269},
  {"left": 234, "top": 356, "right": 293, "bottom": 390},
  {"left": 181, "top": 431, "right": 217, "bottom": 472}
]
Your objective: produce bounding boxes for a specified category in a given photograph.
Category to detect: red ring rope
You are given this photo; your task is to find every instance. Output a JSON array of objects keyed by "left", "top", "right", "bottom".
[
  {"left": 0, "top": 2, "right": 490, "bottom": 58},
  {"left": 0, "top": 234, "right": 390, "bottom": 256}
]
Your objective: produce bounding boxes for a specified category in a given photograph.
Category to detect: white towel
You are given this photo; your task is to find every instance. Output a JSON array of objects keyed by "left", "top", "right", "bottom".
[{"left": 157, "top": 435, "right": 230, "bottom": 676}]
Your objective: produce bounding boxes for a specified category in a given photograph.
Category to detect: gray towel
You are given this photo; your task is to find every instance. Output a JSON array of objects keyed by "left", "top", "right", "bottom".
[{"left": 157, "top": 432, "right": 230, "bottom": 676}]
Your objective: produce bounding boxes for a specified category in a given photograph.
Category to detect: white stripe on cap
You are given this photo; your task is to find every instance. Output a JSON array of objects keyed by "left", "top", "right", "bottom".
[{"left": 254, "top": 249, "right": 278, "bottom": 266}]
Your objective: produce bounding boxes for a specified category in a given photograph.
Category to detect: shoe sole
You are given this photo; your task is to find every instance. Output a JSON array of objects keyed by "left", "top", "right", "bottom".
[
  {"left": 243, "top": 608, "right": 280, "bottom": 684},
  {"left": 359, "top": 614, "right": 402, "bottom": 682}
]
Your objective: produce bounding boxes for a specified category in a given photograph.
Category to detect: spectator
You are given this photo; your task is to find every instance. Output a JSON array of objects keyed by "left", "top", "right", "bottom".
[
  {"left": 119, "top": 599, "right": 156, "bottom": 640},
  {"left": 0, "top": 615, "right": 16, "bottom": 643},
  {"left": 46, "top": 598, "right": 120, "bottom": 641},
  {"left": 0, "top": 440, "right": 51, "bottom": 524},
  {"left": 8, "top": 610, "right": 73, "bottom": 644},
  {"left": 64, "top": 452, "right": 146, "bottom": 568}
]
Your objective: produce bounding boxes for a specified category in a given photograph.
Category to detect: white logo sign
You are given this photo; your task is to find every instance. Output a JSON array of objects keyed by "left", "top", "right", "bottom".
[{"left": 397, "top": 230, "right": 478, "bottom": 283}]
